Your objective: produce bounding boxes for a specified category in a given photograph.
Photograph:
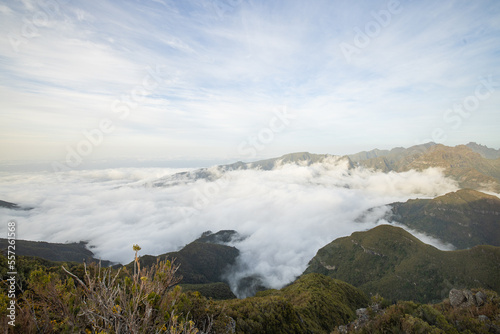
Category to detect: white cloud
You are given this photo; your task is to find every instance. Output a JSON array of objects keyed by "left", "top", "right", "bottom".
[{"left": 0, "top": 161, "right": 459, "bottom": 296}]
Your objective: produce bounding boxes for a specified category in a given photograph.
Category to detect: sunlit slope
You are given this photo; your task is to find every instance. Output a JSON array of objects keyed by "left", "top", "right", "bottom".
[
  {"left": 389, "top": 189, "right": 500, "bottom": 249},
  {"left": 355, "top": 144, "right": 500, "bottom": 191},
  {"left": 304, "top": 225, "right": 500, "bottom": 303},
  {"left": 225, "top": 273, "right": 368, "bottom": 333}
]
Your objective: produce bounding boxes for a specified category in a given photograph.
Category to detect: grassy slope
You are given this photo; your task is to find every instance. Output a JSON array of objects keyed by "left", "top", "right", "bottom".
[
  {"left": 390, "top": 189, "right": 500, "bottom": 249},
  {"left": 127, "top": 241, "right": 239, "bottom": 284},
  {"left": 224, "top": 273, "right": 368, "bottom": 333},
  {"left": 334, "top": 289, "right": 500, "bottom": 334},
  {"left": 124, "top": 232, "right": 240, "bottom": 300},
  {"left": 181, "top": 282, "right": 237, "bottom": 300},
  {"left": 305, "top": 225, "right": 500, "bottom": 303}
]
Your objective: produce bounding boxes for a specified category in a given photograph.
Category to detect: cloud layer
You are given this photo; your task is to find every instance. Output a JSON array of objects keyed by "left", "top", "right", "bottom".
[{"left": 0, "top": 160, "right": 459, "bottom": 294}]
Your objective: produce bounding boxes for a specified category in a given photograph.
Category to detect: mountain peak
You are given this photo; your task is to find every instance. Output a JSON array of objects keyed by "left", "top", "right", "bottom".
[{"left": 466, "top": 142, "right": 500, "bottom": 159}]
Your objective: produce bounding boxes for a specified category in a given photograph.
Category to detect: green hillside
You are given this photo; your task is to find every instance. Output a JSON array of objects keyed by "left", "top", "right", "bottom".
[
  {"left": 333, "top": 289, "right": 500, "bottom": 333},
  {"left": 224, "top": 273, "right": 368, "bottom": 333},
  {"left": 390, "top": 189, "right": 500, "bottom": 249},
  {"left": 124, "top": 231, "right": 240, "bottom": 300},
  {"left": 126, "top": 241, "right": 239, "bottom": 285},
  {"left": 304, "top": 225, "right": 500, "bottom": 303}
]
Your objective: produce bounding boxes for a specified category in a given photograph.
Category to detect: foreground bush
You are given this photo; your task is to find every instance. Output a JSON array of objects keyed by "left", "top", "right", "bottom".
[
  {"left": 334, "top": 289, "right": 500, "bottom": 333},
  {"left": 1, "top": 247, "right": 234, "bottom": 333}
]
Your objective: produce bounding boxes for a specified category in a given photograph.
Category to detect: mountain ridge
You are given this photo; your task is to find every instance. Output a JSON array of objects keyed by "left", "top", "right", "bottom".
[
  {"left": 304, "top": 225, "right": 500, "bottom": 303},
  {"left": 148, "top": 143, "right": 500, "bottom": 193},
  {"left": 388, "top": 189, "right": 500, "bottom": 249}
]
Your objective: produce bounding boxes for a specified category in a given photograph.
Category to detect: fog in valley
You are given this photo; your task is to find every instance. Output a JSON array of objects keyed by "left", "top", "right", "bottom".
[{"left": 0, "top": 158, "right": 459, "bottom": 292}]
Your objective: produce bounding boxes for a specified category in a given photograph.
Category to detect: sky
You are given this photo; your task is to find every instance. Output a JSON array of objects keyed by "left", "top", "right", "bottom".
[{"left": 1, "top": 0, "right": 500, "bottom": 167}]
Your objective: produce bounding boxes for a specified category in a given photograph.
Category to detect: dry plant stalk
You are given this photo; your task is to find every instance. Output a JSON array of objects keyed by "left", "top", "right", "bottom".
[{"left": 62, "top": 258, "right": 201, "bottom": 333}]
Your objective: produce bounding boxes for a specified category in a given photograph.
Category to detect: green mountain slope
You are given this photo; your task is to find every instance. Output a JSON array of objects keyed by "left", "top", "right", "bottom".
[
  {"left": 333, "top": 289, "right": 500, "bottom": 333},
  {"left": 389, "top": 189, "right": 500, "bottom": 249},
  {"left": 225, "top": 273, "right": 368, "bottom": 333},
  {"left": 128, "top": 239, "right": 239, "bottom": 285},
  {"left": 304, "top": 225, "right": 500, "bottom": 303}
]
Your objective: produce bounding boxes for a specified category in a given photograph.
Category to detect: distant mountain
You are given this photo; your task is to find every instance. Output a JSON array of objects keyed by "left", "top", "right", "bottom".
[
  {"left": 148, "top": 152, "right": 344, "bottom": 187},
  {"left": 196, "top": 229, "right": 245, "bottom": 244},
  {"left": 149, "top": 143, "right": 500, "bottom": 192},
  {"left": 0, "top": 200, "right": 18, "bottom": 209},
  {"left": 348, "top": 142, "right": 437, "bottom": 165},
  {"left": 304, "top": 225, "right": 500, "bottom": 303},
  {"left": 0, "top": 239, "right": 112, "bottom": 265},
  {"left": 355, "top": 144, "right": 500, "bottom": 192},
  {"left": 397, "top": 145, "right": 500, "bottom": 191},
  {"left": 389, "top": 189, "right": 500, "bottom": 249},
  {"left": 126, "top": 230, "right": 240, "bottom": 299},
  {"left": 466, "top": 142, "right": 500, "bottom": 159},
  {"left": 0, "top": 199, "right": 32, "bottom": 210}
]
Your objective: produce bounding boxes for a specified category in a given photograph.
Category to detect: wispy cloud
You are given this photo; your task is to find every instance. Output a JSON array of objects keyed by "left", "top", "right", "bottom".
[{"left": 1, "top": 0, "right": 499, "bottom": 163}]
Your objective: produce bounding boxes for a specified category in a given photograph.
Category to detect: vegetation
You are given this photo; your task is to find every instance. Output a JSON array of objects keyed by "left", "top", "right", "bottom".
[
  {"left": 335, "top": 289, "right": 500, "bottom": 333},
  {"left": 0, "top": 249, "right": 368, "bottom": 333},
  {"left": 2, "top": 227, "right": 499, "bottom": 332},
  {"left": 390, "top": 189, "right": 500, "bottom": 248},
  {"left": 305, "top": 225, "right": 500, "bottom": 303},
  {"left": 224, "top": 273, "right": 368, "bottom": 333},
  {"left": 0, "top": 248, "right": 233, "bottom": 333},
  {"left": 180, "top": 282, "right": 236, "bottom": 300},
  {"left": 125, "top": 240, "right": 239, "bottom": 285}
]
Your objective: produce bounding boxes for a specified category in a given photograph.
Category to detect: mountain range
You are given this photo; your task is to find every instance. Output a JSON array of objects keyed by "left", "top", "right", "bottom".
[
  {"left": 147, "top": 142, "right": 500, "bottom": 193},
  {"left": 2, "top": 142, "right": 499, "bottom": 306}
]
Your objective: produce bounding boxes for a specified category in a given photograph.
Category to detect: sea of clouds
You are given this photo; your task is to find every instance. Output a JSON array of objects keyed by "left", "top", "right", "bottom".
[{"left": 0, "top": 158, "right": 459, "bottom": 295}]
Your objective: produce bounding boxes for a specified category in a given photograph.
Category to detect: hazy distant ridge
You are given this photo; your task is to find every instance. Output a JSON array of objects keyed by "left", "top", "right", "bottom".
[{"left": 149, "top": 143, "right": 500, "bottom": 192}]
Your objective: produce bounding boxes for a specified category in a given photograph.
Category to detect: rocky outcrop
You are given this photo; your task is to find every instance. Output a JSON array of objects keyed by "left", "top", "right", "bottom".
[
  {"left": 449, "top": 289, "right": 487, "bottom": 307},
  {"left": 337, "top": 304, "right": 384, "bottom": 333}
]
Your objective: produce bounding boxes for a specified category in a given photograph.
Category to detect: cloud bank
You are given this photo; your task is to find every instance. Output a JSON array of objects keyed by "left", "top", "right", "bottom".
[{"left": 0, "top": 160, "right": 459, "bottom": 296}]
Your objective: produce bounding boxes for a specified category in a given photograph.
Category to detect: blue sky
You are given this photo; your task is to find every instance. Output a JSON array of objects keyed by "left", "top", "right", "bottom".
[{"left": 1, "top": 0, "right": 499, "bottom": 166}]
